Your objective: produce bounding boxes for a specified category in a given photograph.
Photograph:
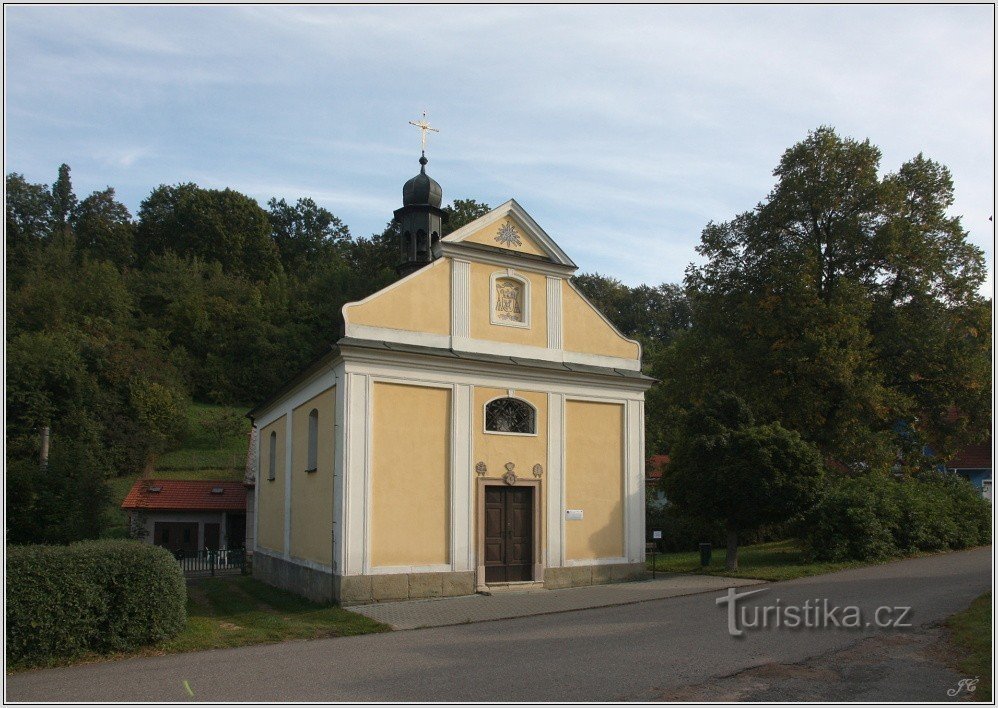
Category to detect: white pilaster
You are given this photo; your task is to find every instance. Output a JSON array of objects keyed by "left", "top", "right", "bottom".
[
  {"left": 546, "top": 276, "right": 563, "bottom": 350},
  {"left": 283, "top": 408, "right": 293, "bottom": 558},
  {"left": 451, "top": 384, "right": 473, "bottom": 571},
  {"left": 547, "top": 392, "right": 565, "bottom": 567},
  {"left": 452, "top": 259, "right": 471, "bottom": 340},
  {"left": 625, "top": 399, "right": 644, "bottom": 563},
  {"left": 331, "top": 367, "right": 346, "bottom": 572},
  {"left": 252, "top": 425, "right": 261, "bottom": 553},
  {"left": 342, "top": 372, "right": 370, "bottom": 575}
]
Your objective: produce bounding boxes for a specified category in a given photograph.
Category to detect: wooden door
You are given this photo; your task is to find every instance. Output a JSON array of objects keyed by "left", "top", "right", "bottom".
[
  {"left": 484, "top": 486, "right": 533, "bottom": 583},
  {"left": 153, "top": 522, "right": 199, "bottom": 553}
]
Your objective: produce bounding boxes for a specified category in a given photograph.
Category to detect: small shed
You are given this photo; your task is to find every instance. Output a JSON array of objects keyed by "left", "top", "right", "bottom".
[{"left": 121, "top": 479, "right": 248, "bottom": 553}]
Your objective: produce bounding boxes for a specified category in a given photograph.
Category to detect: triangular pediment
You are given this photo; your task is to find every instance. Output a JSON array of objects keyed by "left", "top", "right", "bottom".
[{"left": 441, "top": 199, "right": 577, "bottom": 269}]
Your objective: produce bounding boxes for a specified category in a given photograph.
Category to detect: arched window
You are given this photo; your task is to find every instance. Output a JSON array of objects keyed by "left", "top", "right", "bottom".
[
  {"left": 485, "top": 397, "right": 536, "bottom": 435},
  {"left": 306, "top": 409, "right": 319, "bottom": 472},
  {"left": 268, "top": 431, "right": 277, "bottom": 481}
]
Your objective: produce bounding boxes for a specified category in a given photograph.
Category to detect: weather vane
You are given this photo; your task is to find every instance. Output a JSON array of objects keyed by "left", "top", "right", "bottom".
[{"left": 409, "top": 111, "right": 439, "bottom": 154}]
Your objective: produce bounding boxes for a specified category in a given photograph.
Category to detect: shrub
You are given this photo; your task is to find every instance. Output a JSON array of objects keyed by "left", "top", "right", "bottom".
[
  {"left": 646, "top": 502, "right": 789, "bottom": 552},
  {"left": 801, "top": 472, "right": 991, "bottom": 562},
  {"left": 6, "top": 539, "right": 186, "bottom": 667}
]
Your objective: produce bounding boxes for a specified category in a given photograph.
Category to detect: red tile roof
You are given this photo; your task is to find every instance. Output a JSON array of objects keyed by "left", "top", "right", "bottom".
[
  {"left": 948, "top": 440, "right": 993, "bottom": 470},
  {"left": 645, "top": 455, "right": 670, "bottom": 482},
  {"left": 121, "top": 480, "right": 248, "bottom": 512}
]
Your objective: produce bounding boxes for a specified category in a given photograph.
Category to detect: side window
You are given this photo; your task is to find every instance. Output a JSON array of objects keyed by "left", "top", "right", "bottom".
[
  {"left": 268, "top": 431, "right": 277, "bottom": 481},
  {"left": 485, "top": 397, "right": 536, "bottom": 435},
  {"left": 307, "top": 409, "right": 319, "bottom": 472}
]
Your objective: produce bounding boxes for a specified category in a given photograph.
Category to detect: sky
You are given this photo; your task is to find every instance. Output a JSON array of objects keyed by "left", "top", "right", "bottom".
[{"left": 4, "top": 5, "right": 994, "bottom": 291}]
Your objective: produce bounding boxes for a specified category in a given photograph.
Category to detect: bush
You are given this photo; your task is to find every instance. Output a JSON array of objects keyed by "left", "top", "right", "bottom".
[
  {"left": 801, "top": 472, "right": 991, "bottom": 562},
  {"left": 646, "top": 502, "right": 788, "bottom": 552},
  {"left": 6, "top": 540, "right": 186, "bottom": 667}
]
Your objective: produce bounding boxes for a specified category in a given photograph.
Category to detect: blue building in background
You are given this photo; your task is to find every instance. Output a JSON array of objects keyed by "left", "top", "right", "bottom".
[{"left": 946, "top": 437, "right": 993, "bottom": 501}]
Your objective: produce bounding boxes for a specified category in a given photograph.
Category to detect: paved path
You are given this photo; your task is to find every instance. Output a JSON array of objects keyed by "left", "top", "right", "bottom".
[
  {"left": 349, "top": 573, "right": 762, "bottom": 629},
  {"left": 6, "top": 548, "right": 990, "bottom": 702}
]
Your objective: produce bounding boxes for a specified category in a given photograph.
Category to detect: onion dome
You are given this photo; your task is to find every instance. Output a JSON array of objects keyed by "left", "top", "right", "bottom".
[{"left": 402, "top": 154, "right": 443, "bottom": 208}]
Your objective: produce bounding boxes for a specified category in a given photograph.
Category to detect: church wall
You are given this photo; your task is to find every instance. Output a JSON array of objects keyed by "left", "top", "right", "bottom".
[
  {"left": 343, "top": 258, "right": 451, "bottom": 335},
  {"left": 561, "top": 282, "right": 641, "bottom": 360},
  {"left": 370, "top": 382, "right": 451, "bottom": 568},
  {"left": 462, "top": 215, "right": 548, "bottom": 258},
  {"left": 564, "top": 400, "right": 625, "bottom": 561},
  {"left": 289, "top": 386, "right": 335, "bottom": 566},
  {"left": 257, "top": 415, "right": 287, "bottom": 554},
  {"left": 469, "top": 262, "right": 547, "bottom": 347}
]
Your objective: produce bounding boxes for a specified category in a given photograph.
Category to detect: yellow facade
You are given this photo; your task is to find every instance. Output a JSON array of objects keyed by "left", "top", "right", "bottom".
[
  {"left": 257, "top": 415, "right": 287, "bottom": 554},
  {"left": 562, "top": 282, "right": 640, "bottom": 359},
  {"left": 462, "top": 215, "right": 548, "bottom": 258},
  {"left": 344, "top": 258, "right": 451, "bottom": 335},
  {"left": 289, "top": 387, "right": 335, "bottom": 565},
  {"left": 469, "top": 262, "right": 548, "bottom": 347},
  {"left": 564, "top": 400, "right": 625, "bottom": 560},
  {"left": 473, "top": 387, "right": 548, "bottom": 474},
  {"left": 370, "top": 382, "right": 451, "bottom": 567}
]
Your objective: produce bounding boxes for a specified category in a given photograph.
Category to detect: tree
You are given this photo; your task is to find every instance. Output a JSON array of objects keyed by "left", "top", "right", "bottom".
[
  {"left": 666, "top": 127, "right": 989, "bottom": 470},
  {"left": 442, "top": 198, "right": 491, "bottom": 235},
  {"left": 5, "top": 173, "right": 54, "bottom": 278},
  {"left": 267, "top": 197, "right": 350, "bottom": 277},
  {"left": 72, "top": 187, "right": 135, "bottom": 267},
  {"left": 51, "top": 163, "right": 78, "bottom": 229},
  {"left": 662, "top": 393, "right": 824, "bottom": 570},
  {"left": 135, "top": 183, "right": 280, "bottom": 279}
]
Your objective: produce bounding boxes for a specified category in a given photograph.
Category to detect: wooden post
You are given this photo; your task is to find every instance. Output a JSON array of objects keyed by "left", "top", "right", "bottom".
[{"left": 39, "top": 426, "right": 50, "bottom": 471}]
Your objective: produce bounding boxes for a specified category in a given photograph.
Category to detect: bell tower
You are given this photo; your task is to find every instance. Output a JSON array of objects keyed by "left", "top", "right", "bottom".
[{"left": 394, "top": 113, "right": 448, "bottom": 277}]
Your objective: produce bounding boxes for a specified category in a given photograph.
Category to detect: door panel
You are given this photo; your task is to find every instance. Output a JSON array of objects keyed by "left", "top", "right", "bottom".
[
  {"left": 483, "top": 486, "right": 533, "bottom": 583},
  {"left": 154, "top": 522, "right": 199, "bottom": 553},
  {"left": 204, "top": 523, "right": 220, "bottom": 551}
]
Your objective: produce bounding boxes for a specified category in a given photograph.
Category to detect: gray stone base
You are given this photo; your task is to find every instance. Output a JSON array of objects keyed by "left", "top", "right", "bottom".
[
  {"left": 337, "top": 571, "right": 476, "bottom": 606},
  {"left": 543, "top": 562, "right": 648, "bottom": 590},
  {"left": 252, "top": 552, "right": 334, "bottom": 604}
]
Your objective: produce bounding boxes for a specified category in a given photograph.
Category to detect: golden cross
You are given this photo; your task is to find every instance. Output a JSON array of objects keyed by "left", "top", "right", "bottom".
[{"left": 408, "top": 111, "right": 439, "bottom": 153}]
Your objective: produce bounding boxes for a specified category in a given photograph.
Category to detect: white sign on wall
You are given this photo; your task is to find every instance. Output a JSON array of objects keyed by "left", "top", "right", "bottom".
[
  {"left": 565, "top": 509, "right": 584, "bottom": 521},
  {"left": 652, "top": 530, "right": 662, "bottom": 539}
]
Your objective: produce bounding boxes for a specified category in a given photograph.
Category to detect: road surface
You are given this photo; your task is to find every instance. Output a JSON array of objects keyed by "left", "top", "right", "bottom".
[{"left": 6, "top": 547, "right": 990, "bottom": 702}]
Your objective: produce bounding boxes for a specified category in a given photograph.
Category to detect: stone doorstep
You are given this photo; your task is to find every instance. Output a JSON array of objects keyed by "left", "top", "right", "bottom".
[{"left": 477, "top": 580, "right": 547, "bottom": 595}]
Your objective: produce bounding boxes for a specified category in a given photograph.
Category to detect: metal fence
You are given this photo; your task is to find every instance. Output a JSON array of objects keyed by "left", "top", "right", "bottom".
[{"left": 174, "top": 548, "right": 246, "bottom": 577}]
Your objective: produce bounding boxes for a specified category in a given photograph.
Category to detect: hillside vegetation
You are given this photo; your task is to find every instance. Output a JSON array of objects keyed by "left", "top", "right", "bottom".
[{"left": 104, "top": 403, "right": 251, "bottom": 538}]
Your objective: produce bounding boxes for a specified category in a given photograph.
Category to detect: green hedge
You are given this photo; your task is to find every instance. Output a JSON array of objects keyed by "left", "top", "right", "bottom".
[
  {"left": 6, "top": 539, "right": 187, "bottom": 667},
  {"left": 801, "top": 472, "right": 991, "bottom": 562}
]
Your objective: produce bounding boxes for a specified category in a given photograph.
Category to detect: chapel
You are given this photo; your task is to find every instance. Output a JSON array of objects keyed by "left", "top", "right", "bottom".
[{"left": 248, "top": 143, "right": 653, "bottom": 604}]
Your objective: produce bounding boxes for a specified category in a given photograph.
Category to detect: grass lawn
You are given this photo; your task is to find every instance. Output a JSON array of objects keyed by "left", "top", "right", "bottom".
[
  {"left": 159, "top": 576, "right": 388, "bottom": 653},
  {"left": 646, "top": 539, "right": 865, "bottom": 582},
  {"left": 946, "top": 592, "right": 992, "bottom": 701},
  {"left": 9, "top": 576, "right": 388, "bottom": 672},
  {"left": 155, "top": 402, "right": 252, "bottom": 475}
]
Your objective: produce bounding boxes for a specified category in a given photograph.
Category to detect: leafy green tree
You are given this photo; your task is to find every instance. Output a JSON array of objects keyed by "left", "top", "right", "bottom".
[
  {"left": 72, "top": 187, "right": 135, "bottom": 267},
  {"left": 662, "top": 393, "right": 824, "bottom": 570},
  {"left": 666, "top": 127, "right": 989, "bottom": 470},
  {"left": 267, "top": 197, "right": 350, "bottom": 277},
  {"left": 51, "top": 163, "right": 78, "bottom": 229},
  {"left": 5, "top": 173, "right": 54, "bottom": 278},
  {"left": 442, "top": 198, "right": 492, "bottom": 235},
  {"left": 136, "top": 183, "right": 280, "bottom": 279}
]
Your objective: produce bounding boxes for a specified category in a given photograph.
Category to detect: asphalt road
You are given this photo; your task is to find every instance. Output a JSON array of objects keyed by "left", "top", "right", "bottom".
[{"left": 6, "top": 547, "right": 991, "bottom": 702}]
